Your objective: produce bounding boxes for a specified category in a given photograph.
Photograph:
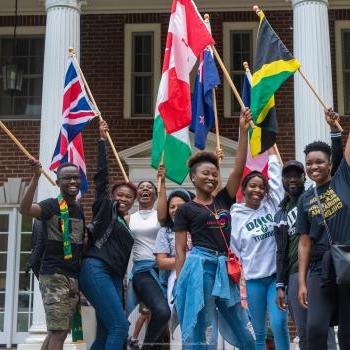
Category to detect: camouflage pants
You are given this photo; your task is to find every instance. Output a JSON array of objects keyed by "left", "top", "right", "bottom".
[{"left": 39, "top": 273, "right": 79, "bottom": 331}]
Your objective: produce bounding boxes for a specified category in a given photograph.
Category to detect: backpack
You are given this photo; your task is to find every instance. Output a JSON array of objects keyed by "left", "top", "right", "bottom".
[{"left": 26, "top": 219, "right": 46, "bottom": 279}]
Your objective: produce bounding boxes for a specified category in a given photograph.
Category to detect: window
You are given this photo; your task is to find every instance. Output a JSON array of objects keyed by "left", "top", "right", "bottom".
[
  {"left": 0, "top": 35, "right": 44, "bottom": 119},
  {"left": 223, "top": 23, "right": 257, "bottom": 118},
  {"left": 335, "top": 21, "right": 350, "bottom": 116},
  {"left": 124, "top": 24, "right": 161, "bottom": 118}
]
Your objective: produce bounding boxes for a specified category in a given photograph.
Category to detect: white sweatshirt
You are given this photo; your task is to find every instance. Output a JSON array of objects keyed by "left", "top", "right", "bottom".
[{"left": 230, "top": 155, "right": 284, "bottom": 280}]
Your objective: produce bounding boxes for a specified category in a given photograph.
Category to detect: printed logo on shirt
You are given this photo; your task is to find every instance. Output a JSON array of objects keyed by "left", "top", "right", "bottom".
[
  {"left": 207, "top": 209, "right": 231, "bottom": 232},
  {"left": 308, "top": 188, "right": 343, "bottom": 220},
  {"left": 287, "top": 207, "right": 298, "bottom": 236},
  {"left": 245, "top": 214, "right": 275, "bottom": 242}
]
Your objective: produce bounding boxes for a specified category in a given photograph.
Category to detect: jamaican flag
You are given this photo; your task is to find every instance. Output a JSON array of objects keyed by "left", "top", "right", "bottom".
[{"left": 250, "top": 10, "right": 301, "bottom": 156}]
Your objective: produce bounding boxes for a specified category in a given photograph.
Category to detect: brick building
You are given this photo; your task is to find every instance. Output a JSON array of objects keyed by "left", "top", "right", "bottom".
[{"left": 0, "top": 0, "right": 349, "bottom": 348}]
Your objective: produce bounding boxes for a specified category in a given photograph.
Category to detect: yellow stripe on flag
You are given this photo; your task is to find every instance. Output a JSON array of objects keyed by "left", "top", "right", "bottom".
[
  {"left": 252, "top": 59, "right": 301, "bottom": 87},
  {"left": 250, "top": 127, "right": 262, "bottom": 157},
  {"left": 256, "top": 95, "right": 275, "bottom": 124}
]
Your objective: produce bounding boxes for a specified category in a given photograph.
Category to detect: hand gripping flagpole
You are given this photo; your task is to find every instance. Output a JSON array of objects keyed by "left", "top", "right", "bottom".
[
  {"left": 243, "top": 61, "right": 283, "bottom": 164},
  {"left": 252, "top": 5, "right": 343, "bottom": 133},
  {"left": 0, "top": 121, "right": 56, "bottom": 186},
  {"left": 203, "top": 14, "right": 223, "bottom": 165},
  {"left": 68, "top": 48, "right": 129, "bottom": 183}
]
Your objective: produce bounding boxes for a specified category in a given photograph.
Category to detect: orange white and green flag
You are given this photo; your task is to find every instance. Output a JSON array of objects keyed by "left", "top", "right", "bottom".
[{"left": 151, "top": 0, "right": 214, "bottom": 184}]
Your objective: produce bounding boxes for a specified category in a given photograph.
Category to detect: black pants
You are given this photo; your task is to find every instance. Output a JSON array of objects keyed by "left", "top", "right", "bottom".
[
  {"left": 133, "top": 271, "right": 171, "bottom": 350},
  {"left": 307, "top": 273, "right": 350, "bottom": 350}
]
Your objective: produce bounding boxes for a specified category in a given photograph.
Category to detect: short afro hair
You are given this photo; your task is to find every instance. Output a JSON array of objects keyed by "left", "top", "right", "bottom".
[
  {"left": 137, "top": 180, "right": 158, "bottom": 198},
  {"left": 56, "top": 162, "right": 79, "bottom": 178},
  {"left": 111, "top": 181, "right": 137, "bottom": 199},
  {"left": 304, "top": 141, "right": 331, "bottom": 161},
  {"left": 188, "top": 151, "right": 219, "bottom": 177}
]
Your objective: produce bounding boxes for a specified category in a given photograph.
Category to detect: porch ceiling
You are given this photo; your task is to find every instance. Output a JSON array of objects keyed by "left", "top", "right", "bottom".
[{"left": 1, "top": 0, "right": 350, "bottom": 16}]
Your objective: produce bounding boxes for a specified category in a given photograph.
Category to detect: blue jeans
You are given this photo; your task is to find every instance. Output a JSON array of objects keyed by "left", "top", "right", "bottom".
[
  {"left": 79, "top": 258, "right": 129, "bottom": 350},
  {"left": 246, "top": 275, "right": 289, "bottom": 350}
]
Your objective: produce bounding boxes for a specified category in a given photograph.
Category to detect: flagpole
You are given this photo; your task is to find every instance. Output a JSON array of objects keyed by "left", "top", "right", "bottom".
[
  {"left": 68, "top": 48, "right": 129, "bottom": 182},
  {"left": 0, "top": 121, "right": 56, "bottom": 186},
  {"left": 252, "top": 5, "right": 343, "bottom": 133}
]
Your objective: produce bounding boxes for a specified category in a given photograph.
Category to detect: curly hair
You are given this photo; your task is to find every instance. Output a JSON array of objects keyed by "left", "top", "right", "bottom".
[
  {"left": 111, "top": 181, "right": 138, "bottom": 199},
  {"left": 304, "top": 141, "right": 331, "bottom": 161},
  {"left": 241, "top": 170, "right": 270, "bottom": 194},
  {"left": 188, "top": 151, "right": 219, "bottom": 177}
]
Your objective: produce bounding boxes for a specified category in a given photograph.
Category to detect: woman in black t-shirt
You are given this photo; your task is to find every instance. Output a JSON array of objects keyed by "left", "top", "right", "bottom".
[
  {"left": 79, "top": 120, "right": 138, "bottom": 350},
  {"left": 174, "top": 109, "right": 255, "bottom": 349},
  {"left": 297, "top": 110, "right": 350, "bottom": 350}
]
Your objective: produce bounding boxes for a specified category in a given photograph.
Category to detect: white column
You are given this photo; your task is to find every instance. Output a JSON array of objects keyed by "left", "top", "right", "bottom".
[
  {"left": 18, "top": 1, "right": 85, "bottom": 349},
  {"left": 292, "top": 0, "right": 333, "bottom": 163}
]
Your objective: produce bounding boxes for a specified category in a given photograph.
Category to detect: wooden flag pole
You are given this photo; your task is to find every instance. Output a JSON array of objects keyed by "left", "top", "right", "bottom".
[
  {"left": 252, "top": 5, "right": 343, "bottom": 133},
  {"left": 298, "top": 69, "right": 343, "bottom": 133},
  {"left": 68, "top": 48, "right": 129, "bottom": 182},
  {"left": 0, "top": 121, "right": 56, "bottom": 186}
]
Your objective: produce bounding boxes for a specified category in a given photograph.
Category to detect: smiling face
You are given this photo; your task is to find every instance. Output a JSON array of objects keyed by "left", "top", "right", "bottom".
[
  {"left": 137, "top": 181, "right": 157, "bottom": 209},
  {"left": 191, "top": 162, "right": 219, "bottom": 196},
  {"left": 169, "top": 196, "right": 186, "bottom": 221},
  {"left": 56, "top": 165, "right": 81, "bottom": 200},
  {"left": 112, "top": 185, "right": 136, "bottom": 215},
  {"left": 305, "top": 151, "right": 332, "bottom": 185},
  {"left": 243, "top": 175, "right": 266, "bottom": 209},
  {"left": 282, "top": 168, "right": 305, "bottom": 198}
]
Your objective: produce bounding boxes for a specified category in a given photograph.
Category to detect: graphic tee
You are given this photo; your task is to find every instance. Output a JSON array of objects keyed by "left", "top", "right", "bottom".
[
  {"left": 286, "top": 201, "right": 299, "bottom": 275},
  {"left": 174, "top": 188, "right": 234, "bottom": 253},
  {"left": 296, "top": 159, "right": 350, "bottom": 273},
  {"left": 38, "top": 198, "right": 84, "bottom": 278}
]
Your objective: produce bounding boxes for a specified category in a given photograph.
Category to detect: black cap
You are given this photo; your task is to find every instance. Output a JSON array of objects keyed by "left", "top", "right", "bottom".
[{"left": 282, "top": 160, "right": 305, "bottom": 176}]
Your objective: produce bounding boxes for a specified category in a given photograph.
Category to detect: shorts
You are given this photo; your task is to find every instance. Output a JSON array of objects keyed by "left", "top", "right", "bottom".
[
  {"left": 39, "top": 273, "right": 79, "bottom": 331},
  {"left": 139, "top": 302, "right": 151, "bottom": 315}
]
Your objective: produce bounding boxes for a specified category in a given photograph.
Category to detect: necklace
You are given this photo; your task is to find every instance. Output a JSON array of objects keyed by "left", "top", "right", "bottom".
[{"left": 195, "top": 197, "right": 219, "bottom": 219}]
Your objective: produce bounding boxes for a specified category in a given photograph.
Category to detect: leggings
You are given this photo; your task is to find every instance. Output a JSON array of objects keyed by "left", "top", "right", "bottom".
[
  {"left": 307, "top": 273, "right": 350, "bottom": 350},
  {"left": 246, "top": 275, "right": 289, "bottom": 350},
  {"left": 133, "top": 271, "right": 171, "bottom": 349}
]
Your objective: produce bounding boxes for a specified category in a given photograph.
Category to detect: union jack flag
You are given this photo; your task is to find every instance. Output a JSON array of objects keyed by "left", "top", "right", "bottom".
[{"left": 50, "top": 57, "right": 96, "bottom": 195}]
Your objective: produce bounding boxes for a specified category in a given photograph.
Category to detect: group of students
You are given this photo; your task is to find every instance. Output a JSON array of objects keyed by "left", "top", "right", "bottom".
[{"left": 19, "top": 107, "right": 350, "bottom": 350}]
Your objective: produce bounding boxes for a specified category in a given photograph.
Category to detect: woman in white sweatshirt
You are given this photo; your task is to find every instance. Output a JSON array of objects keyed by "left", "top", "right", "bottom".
[{"left": 231, "top": 147, "right": 289, "bottom": 350}]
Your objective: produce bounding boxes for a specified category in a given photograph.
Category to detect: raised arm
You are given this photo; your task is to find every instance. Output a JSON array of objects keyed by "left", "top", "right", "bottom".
[
  {"left": 94, "top": 120, "right": 110, "bottom": 202},
  {"left": 157, "top": 165, "right": 168, "bottom": 225},
  {"left": 19, "top": 159, "right": 43, "bottom": 218},
  {"left": 325, "top": 108, "right": 343, "bottom": 174},
  {"left": 266, "top": 146, "right": 284, "bottom": 205},
  {"left": 225, "top": 108, "right": 251, "bottom": 199}
]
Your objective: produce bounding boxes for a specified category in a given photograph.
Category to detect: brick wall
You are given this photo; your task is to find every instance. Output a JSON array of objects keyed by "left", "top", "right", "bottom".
[{"left": 1, "top": 11, "right": 349, "bottom": 339}]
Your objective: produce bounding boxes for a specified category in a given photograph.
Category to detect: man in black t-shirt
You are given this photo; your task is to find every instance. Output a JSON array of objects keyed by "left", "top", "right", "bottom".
[
  {"left": 20, "top": 160, "right": 84, "bottom": 350},
  {"left": 296, "top": 111, "right": 350, "bottom": 350}
]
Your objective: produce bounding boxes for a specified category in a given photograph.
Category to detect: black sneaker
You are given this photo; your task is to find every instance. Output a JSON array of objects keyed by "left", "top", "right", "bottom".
[{"left": 127, "top": 337, "right": 140, "bottom": 350}]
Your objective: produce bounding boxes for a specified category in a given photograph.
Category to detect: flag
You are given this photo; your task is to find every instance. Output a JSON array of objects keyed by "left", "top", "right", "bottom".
[
  {"left": 151, "top": 0, "right": 214, "bottom": 184},
  {"left": 50, "top": 57, "right": 96, "bottom": 195},
  {"left": 237, "top": 72, "right": 268, "bottom": 203},
  {"left": 250, "top": 10, "right": 301, "bottom": 157},
  {"left": 190, "top": 45, "right": 220, "bottom": 150}
]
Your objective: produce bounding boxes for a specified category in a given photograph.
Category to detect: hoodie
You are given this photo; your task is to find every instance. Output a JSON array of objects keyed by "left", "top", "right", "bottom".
[{"left": 230, "top": 155, "right": 284, "bottom": 280}]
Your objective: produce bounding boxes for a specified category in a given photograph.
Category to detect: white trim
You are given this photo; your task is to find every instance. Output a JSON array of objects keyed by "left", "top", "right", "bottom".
[
  {"left": 0, "top": 27, "right": 45, "bottom": 36},
  {"left": 335, "top": 20, "right": 350, "bottom": 116},
  {"left": 123, "top": 23, "right": 161, "bottom": 119},
  {"left": 223, "top": 22, "right": 258, "bottom": 118}
]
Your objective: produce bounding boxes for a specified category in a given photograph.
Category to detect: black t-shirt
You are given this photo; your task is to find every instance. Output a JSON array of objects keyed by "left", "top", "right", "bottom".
[
  {"left": 174, "top": 187, "right": 235, "bottom": 252},
  {"left": 39, "top": 198, "right": 84, "bottom": 278},
  {"left": 296, "top": 159, "right": 350, "bottom": 273}
]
